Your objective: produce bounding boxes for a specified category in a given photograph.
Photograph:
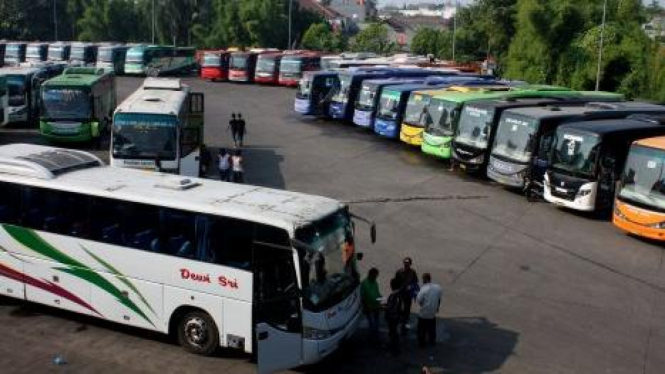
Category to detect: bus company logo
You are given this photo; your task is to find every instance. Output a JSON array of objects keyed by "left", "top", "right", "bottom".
[{"left": 179, "top": 268, "right": 239, "bottom": 289}]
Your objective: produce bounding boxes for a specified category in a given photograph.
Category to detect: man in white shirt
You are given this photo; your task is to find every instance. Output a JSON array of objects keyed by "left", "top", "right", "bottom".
[{"left": 416, "top": 273, "right": 442, "bottom": 347}]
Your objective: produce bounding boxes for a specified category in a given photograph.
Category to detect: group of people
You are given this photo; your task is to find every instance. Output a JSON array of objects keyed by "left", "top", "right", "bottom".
[
  {"left": 217, "top": 113, "right": 247, "bottom": 183},
  {"left": 360, "top": 257, "right": 443, "bottom": 356}
]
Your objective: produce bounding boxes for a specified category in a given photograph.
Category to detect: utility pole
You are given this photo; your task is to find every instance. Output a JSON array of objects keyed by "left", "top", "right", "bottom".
[
  {"left": 452, "top": 0, "right": 457, "bottom": 62},
  {"left": 595, "top": 0, "right": 608, "bottom": 91},
  {"left": 152, "top": 0, "right": 156, "bottom": 44},
  {"left": 53, "top": 0, "right": 58, "bottom": 41},
  {"left": 288, "top": 0, "right": 293, "bottom": 50}
]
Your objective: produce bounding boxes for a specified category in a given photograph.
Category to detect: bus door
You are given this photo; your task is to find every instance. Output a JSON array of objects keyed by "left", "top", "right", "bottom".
[
  {"left": 29, "top": 73, "right": 47, "bottom": 123},
  {"left": 254, "top": 242, "right": 302, "bottom": 374},
  {"left": 597, "top": 145, "right": 618, "bottom": 210},
  {"left": 180, "top": 92, "right": 205, "bottom": 177}
]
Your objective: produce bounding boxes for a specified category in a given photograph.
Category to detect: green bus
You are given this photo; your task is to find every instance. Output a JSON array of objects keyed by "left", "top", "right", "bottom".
[
  {"left": 420, "top": 88, "right": 624, "bottom": 160},
  {"left": 125, "top": 45, "right": 196, "bottom": 76},
  {"left": 39, "top": 67, "right": 117, "bottom": 145}
]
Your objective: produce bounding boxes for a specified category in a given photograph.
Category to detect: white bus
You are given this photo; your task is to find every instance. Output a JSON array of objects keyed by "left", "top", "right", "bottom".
[
  {"left": 111, "top": 78, "right": 204, "bottom": 177},
  {"left": 0, "top": 144, "right": 374, "bottom": 373}
]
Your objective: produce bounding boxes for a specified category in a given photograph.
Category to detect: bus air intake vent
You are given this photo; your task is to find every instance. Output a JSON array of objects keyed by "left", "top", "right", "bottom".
[{"left": 155, "top": 178, "right": 201, "bottom": 191}]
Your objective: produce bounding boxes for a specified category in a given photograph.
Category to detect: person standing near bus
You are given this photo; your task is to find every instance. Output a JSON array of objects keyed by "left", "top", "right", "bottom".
[
  {"left": 385, "top": 277, "right": 405, "bottom": 356},
  {"left": 232, "top": 149, "right": 244, "bottom": 183},
  {"left": 395, "top": 257, "right": 419, "bottom": 331},
  {"left": 229, "top": 113, "right": 239, "bottom": 147},
  {"left": 416, "top": 273, "right": 442, "bottom": 347},
  {"left": 236, "top": 113, "right": 247, "bottom": 147},
  {"left": 361, "top": 268, "right": 381, "bottom": 344},
  {"left": 218, "top": 148, "right": 231, "bottom": 182}
]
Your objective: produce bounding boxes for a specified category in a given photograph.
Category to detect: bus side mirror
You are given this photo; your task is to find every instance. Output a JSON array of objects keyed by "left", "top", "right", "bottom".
[
  {"left": 370, "top": 224, "right": 377, "bottom": 244},
  {"left": 356, "top": 252, "right": 364, "bottom": 261}
]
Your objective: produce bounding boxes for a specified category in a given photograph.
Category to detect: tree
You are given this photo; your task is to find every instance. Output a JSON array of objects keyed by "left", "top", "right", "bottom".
[
  {"left": 302, "top": 23, "right": 347, "bottom": 52},
  {"left": 352, "top": 23, "right": 393, "bottom": 54}
]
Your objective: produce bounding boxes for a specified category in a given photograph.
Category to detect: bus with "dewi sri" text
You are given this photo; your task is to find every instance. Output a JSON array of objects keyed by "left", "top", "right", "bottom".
[
  {"left": 0, "top": 143, "right": 376, "bottom": 373},
  {"left": 111, "top": 78, "right": 204, "bottom": 177}
]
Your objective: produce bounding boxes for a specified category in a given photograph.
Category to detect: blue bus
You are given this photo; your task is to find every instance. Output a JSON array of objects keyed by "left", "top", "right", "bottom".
[
  {"left": 294, "top": 71, "right": 339, "bottom": 116},
  {"left": 352, "top": 78, "right": 428, "bottom": 130},
  {"left": 329, "top": 69, "right": 461, "bottom": 122},
  {"left": 373, "top": 77, "right": 498, "bottom": 138}
]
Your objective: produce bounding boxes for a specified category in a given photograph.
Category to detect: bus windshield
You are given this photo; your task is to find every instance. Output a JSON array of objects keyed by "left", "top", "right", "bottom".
[
  {"left": 113, "top": 113, "right": 177, "bottom": 160},
  {"left": 26, "top": 46, "right": 42, "bottom": 59},
  {"left": 455, "top": 106, "right": 495, "bottom": 149},
  {"left": 256, "top": 57, "right": 276, "bottom": 72},
  {"left": 281, "top": 59, "right": 302, "bottom": 73},
  {"left": 331, "top": 75, "right": 352, "bottom": 103},
  {"left": 619, "top": 145, "right": 665, "bottom": 211},
  {"left": 70, "top": 47, "right": 85, "bottom": 60},
  {"left": 41, "top": 87, "right": 91, "bottom": 120},
  {"left": 551, "top": 131, "right": 600, "bottom": 177},
  {"left": 7, "top": 75, "right": 26, "bottom": 106},
  {"left": 98, "top": 48, "right": 114, "bottom": 62},
  {"left": 48, "top": 47, "right": 65, "bottom": 60},
  {"left": 377, "top": 93, "right": 400, "bottom": 120},
  {"left": 202, "top": 54, "right": 221, "bottom": 67},
  {"left": 492, "top": 114, "right": 539, "bottom": 163},
  {"left": 230, "top": 55, "right": 248, "bottom": 69},
  {"left": 297, "top": 210, "right": 358, "bottom": 312},
  {"left": 6, "top": 45, "right": 20, "bottom": 57},
  {"left": 404, "top": 94, "right": 429, "bottom": 126},
  {"left": 126, "top": 50, "right": 144, "bottom": 63},
  {"left": 424, "top": 99, "right": 458, "bottom": 137},
  {"left": 356, "top": 85, "right": 375, "bottom": 110}
]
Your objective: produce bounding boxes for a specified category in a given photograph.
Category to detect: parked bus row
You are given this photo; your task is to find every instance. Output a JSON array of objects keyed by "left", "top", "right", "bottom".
[
  {"left": 293, "top": 67, "right": 665, "bottom": 243},
  {"left": 0, "top": 41, "right": 196, "bottom": 77}
]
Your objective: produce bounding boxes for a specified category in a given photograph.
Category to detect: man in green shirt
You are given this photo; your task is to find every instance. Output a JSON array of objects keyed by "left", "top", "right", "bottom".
[{"left": 361, "top": 267, "right": 381, "bottom": 343}]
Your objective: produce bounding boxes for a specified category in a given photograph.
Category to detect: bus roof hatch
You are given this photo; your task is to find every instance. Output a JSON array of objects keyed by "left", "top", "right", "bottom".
[{"left": 143, "top": 77, "right": 182, "bottom": 91}]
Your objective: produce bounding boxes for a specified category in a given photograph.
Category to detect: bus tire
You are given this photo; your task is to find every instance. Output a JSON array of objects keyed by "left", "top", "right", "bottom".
[{"left": 177, "top": 310, "right": 219, "bottom": 356}]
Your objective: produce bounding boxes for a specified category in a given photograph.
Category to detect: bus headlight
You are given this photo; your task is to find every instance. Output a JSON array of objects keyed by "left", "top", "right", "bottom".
[
  {"left": 613, "top": 205, "right": 626, "bottom": 219},
  {"left": 303, "top": 327, "right": 331, "bottom": 340},
  {"left": 648, "top": 221, "right": 665, "bottom": 229},
  {"left": 576, "top": 189, "right": 592, "bottom": 197}
]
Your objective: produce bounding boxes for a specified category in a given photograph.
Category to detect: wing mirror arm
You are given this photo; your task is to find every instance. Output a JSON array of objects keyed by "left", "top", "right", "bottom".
[{"left": 350, "top": 213, "right": 377, "bottom": 244}]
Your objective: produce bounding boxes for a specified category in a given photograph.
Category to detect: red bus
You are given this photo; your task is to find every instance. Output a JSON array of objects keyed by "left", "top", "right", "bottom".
[
  {"left": 200, "top": 50, "right": 230, "bottom": 81},
  {"left": 255, "top": 53, "right": 284, "bottom": 85},
  {"left": 279, "top": 52, "right": 322, "bottom": 87}
]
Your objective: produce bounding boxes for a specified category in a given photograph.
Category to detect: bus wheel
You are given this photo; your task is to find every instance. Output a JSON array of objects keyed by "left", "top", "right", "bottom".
[{"left": 178, "top": 310, "right": 219, "bottom": 356}]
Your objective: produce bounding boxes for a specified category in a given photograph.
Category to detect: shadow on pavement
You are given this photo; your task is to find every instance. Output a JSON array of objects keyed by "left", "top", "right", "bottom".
[
  {"left": 300, "top": 316, "right": 518, "bottom": 374},
  {"left": 205, "top": 145, "right": 286, "bottom": 190}
]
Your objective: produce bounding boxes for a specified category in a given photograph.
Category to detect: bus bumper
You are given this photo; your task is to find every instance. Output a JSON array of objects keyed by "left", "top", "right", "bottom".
[
  {"left": 352, "top": 110, "right": 374, "bottom": 129},
  {"left": 301, "top": 307, "right": 361, "bottom": 365},
  {"left": 613, "top": 202, "right": 665, "bottom": 241},
  {"left": 40, "top": 121, "right": 94, "bottom": 142},
  {"left": 124, "top": 64, "right": 145, "bottom": 75},
  {"left": 255, "top": 74, "right": 277, "bottom": 84},
  {"left": 421, "top": 133, "right": 451, "bottom": 159},
  {"left": 295, "top": 99, "right": 313, "bottom": 115},
  {"left": 399, "top": 125, "right": 424, "bottom": 146},
  {"left": 8, "top": 106, "right": 28, "bottom": 123},
  {"left": 486, "top": 157, "right": 527, "bottom": 188},
  {"left": 279, "top": 78, "right": 300, "bottom": 87},
  {"left": 374, "top": 118, "right": 399, "bottom": 138},
  {"left": 543, "top": 177, "right": 597, "bottom": 211},
  {"left": 328, "top": 102, "right": 346, "bottom": 120},
  {"left": 200, "top": 68, "right": 225, "bottom": 81}
]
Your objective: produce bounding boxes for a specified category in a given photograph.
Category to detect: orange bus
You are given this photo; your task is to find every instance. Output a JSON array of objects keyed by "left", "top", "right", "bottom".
[{"left": 614, "top": 132, "right": 665, "bottom": 241}]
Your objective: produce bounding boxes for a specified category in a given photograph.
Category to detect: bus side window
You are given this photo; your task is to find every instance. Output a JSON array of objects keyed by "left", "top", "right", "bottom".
[
  {"left": 181, "top": 128, "right": 200, "bottom": 157},
  {"left": 89, "top": 197, "right": 160, "bottom": 249},
  {"left": 0, "top": 182, "right": 21, "bottom": 225},
  {"left": 158, "top": 209, "right": 197, "bottom": 259},
  {"left": 19, "top": 186, "right": 88, "bottom": 237},
  {"left": 203, "top": 216, "right": 253, "bottom": 270}
]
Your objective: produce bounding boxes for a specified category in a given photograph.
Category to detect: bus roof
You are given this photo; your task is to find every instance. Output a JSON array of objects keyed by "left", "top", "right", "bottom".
[
  {"left": 504, "top": 102, "right": 665, "bottom": 121},
  {"left": 115, "top": 78, "right": 188, "bottom": 116},
  {"left": 0, "top": 66, "right": 42, "bottom": 76},
  {"left": 0, "top": 144, "right": 342, "bottom": 232},
  {"left": 557, "top": 116, "right": 665, "bottom": 137},
  {"left": 425, "top": 87, "right": 514, "bottom": 101},
  {"left": 42, "top": 68, "right": 110, "bottom": 87}
]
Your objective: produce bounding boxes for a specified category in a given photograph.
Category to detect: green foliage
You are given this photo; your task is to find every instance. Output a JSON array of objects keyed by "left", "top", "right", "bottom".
[
  {"left": 351, "top": 23, "right": 394, "bottom": 55},
  {"left": 302, "top": 23, "right": 347, "bottom": 52}
]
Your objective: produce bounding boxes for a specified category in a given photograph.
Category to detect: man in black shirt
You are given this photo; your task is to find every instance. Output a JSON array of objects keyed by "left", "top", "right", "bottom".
[{"left": 394, "top": 257, "right": 419, "bottom": 331}]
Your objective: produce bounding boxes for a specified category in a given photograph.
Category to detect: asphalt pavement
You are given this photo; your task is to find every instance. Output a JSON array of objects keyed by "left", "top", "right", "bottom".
[{"left": 0, "top": 76, "right": 663, "bottom": 374}]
